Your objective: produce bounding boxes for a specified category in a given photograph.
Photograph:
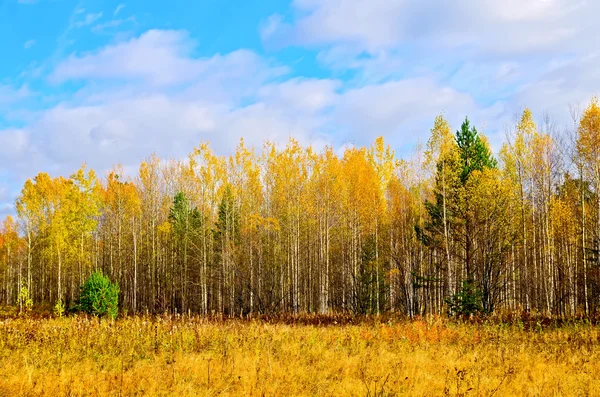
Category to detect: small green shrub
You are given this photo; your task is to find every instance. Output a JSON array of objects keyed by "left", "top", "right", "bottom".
[
  {"left": 445, "top": 278, "right": 484, "bottom": 317},
  {"left": 79, "top": 271, "right": 119, "bottom": 319}
]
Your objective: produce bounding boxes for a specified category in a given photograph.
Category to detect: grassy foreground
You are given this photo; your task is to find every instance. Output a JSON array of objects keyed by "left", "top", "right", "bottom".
[{"left": 0, "top": 314, "right": 598, "bottom": 396}]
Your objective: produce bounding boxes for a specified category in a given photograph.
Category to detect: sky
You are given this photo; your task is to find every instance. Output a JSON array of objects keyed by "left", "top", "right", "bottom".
[{"left": 0, "top": 0, "right": 599, "bottom": 217}]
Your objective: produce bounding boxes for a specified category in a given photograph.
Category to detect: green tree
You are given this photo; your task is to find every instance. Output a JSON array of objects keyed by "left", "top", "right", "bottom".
[
  {"left": 215, "top": 184, "right": 239, "bottom": 313},
  {"left": 215, "top": 185, "right": 239, "bottom": 242},
  {"left": 456, "top": 117, "right": 497, "bottom": 183},
  {"left": 422, "top": 117, "right": 498, "bottom": 313},
  {"left": 169, "top": 192, "right": 202, "bottom": 239},
  {"left": 79, "top": 271, "right": 120, "bottom": 319},
  {"left": 445, "top": 278, "right": 484, "bottom": 317},
  {"left": 169, "top": 191, "right": 202, "bottom": 312},
  {"left": 351, "top": 235, "right": 386, "bottom": 314},
  {"left": 455, "top": 118, "right": 497, "bottom": 277},
  {"left": 421, "top": 115, "right": 462, "bottom": 296}
]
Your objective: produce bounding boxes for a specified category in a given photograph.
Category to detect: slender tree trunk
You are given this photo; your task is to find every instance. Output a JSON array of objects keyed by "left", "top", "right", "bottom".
[
  {"left": 133, "top": 217, "right": 138, "bottom": 313},
  {"left": 57, "top": 244, "right": 62, "bottom": 304},
  {"left": 581, "top": 163, "right": 589, "bottom": 315}
]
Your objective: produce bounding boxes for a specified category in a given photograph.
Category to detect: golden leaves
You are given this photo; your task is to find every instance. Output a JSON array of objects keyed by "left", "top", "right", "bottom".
[{"left": 577, "top": 96, "right": 600, "bottom": 169}]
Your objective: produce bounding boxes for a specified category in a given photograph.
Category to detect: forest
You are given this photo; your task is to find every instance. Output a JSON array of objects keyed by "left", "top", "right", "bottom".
[{"left": 1, "top": 98, "right": 600, "bottom": 318}]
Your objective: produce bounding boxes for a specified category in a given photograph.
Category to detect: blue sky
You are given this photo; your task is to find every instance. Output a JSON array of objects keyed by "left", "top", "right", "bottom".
[{"left": 1, "top": 0, "right": 599, "bottom": 216}]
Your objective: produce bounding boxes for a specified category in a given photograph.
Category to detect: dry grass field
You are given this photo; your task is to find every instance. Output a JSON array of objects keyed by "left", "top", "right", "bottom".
[{"left": 0, "top": 313, "right": 598, "bottom": 396}]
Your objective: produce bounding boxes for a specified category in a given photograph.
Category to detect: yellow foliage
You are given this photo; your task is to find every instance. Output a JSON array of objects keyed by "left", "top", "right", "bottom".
[
  {"left": 578, "top": 96, "right": 600, "bottom": 175},
  {"left": 157, "top": 221, "right": 173, "bottom": 235}
]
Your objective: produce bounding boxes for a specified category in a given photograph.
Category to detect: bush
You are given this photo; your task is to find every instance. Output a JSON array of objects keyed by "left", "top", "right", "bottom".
[
  {"left": 54, "top": 299, "right": 65, "bottom": 317},
  {"left": 79, "top": 271, "right": 119, "bottom": 319},
  {"left": 445, "top": 278, "right": 484, "bottom": 317}
]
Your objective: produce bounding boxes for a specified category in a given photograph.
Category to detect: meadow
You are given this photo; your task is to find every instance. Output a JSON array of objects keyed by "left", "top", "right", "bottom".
[{"left": 0, "top": 313, "right": 598, "bottom": 396}]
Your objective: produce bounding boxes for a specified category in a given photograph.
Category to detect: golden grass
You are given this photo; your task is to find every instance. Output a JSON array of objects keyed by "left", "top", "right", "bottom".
[{"left": 0, "top": 315, "right": 598, "bottom": 396}]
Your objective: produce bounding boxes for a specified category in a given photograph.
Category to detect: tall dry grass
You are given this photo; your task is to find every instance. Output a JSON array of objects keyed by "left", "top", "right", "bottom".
[{"left": 0, "top": 314, "right": 598, "bottom": 396}]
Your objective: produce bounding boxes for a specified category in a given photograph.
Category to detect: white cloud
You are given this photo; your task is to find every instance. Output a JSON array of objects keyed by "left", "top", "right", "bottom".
[
  {"left": 0, "top": 84, "right": 30, "bottom": 106},
  {"left": 0, "top": 128, "right": 29, "bottom": 158},
  {"left": 514, "top": 53, "right": 600, "bottom": 127},
  {"left": 258, "top": 0, "right": 599, "bottom": 151},
  {"left": 24, "top": 40, "right": 36, "bottom": 49},
  {"left": 51, "top": 30, "right": 206, "bottom": 85},
  {"left": 52, "top": 30, "right": 287, "bottom": 89},
  {"left": 292, "top": 0, "right": 407, "bottom": 51},
  {"left": 259, "top": 77, "right": 340, "bottom": 113},
  {"left": 0, "top": 185, "right": 16, "bottom": 220},
  {"left": 259, "top": 0, "right": 600, "bottom": 113},
  {"left": 265, "top": 0, "right": 594, "bottom": 55},
  {"left": 0, "top": 93, "right": 330, "bottom": 183},
  {"left": 10, "top": 74, "right": 494, "bottom": 182},
  {"left": 4, "top": 11, "right": 597, "bottom": 220},
  {"left": 4, "top": 30, "right": 328, "bottom": 182},
  {"left": 7, "top": 29, "right": 497, "bottom": 185},
  {"left": 335, "top": 77, "right": 505, "bottom": 149}
]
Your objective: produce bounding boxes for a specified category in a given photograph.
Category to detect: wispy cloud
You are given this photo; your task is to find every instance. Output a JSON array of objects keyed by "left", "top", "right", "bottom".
[
  {"left": 92, "top": 16, "right": 136, "bottom": 35},
  {"left": 114, "top": 4, "right": 126, "bottom": 16},
  {"left": 74, "top": 12, "right": 103, "bottom": 28},
  {"left": 51, "top": 7, "right": 104, "bottom": 62},
  {"left": 23, "top": 39, "right": 35, "bottom": 49}
]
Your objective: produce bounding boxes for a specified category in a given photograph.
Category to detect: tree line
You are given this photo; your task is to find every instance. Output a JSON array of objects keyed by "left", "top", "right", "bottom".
[{"left": 1, "top": 98, "right": 600, "bottom": 317}]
